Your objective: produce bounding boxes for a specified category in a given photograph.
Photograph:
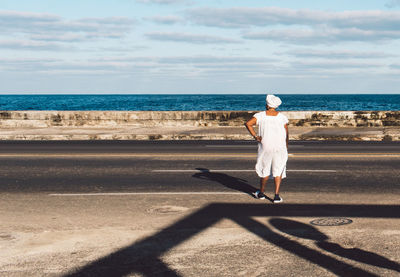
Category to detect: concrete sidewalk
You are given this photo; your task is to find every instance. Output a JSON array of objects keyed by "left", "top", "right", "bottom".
[
  {"left": 1, "top": 192, "right": 399, "bottom": 276},
  {"left": 1, "top": 126, "right": 399, "bottom": 141}
]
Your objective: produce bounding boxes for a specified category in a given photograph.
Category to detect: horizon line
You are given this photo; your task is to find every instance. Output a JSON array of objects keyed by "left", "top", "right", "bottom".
[{"left": 0, "top": 93, "right": 399, "bottom": 95}]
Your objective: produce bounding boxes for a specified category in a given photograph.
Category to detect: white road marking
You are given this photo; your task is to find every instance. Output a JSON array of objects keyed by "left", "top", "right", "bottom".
[
  {"left": 205, "top": 145, "right": 256, "bottom": 148},
  {"left": 49, "top": 192, "right": 243, "bottom": 196},
  {"left": 151, "top": 169, "right": 337, "bottom": 173},
  {"left": 205, "top": 145, "right": 304, "bottom": 148}
]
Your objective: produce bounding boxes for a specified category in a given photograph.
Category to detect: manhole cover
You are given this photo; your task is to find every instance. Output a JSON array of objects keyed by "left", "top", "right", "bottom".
[{"left": 310, "top": 218, "right": 353, "bottom": 226}]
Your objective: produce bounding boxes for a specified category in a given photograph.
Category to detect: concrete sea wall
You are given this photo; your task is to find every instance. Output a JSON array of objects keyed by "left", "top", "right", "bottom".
[{"left": 0, "top": 111, "right": 399, "bottom": 140}]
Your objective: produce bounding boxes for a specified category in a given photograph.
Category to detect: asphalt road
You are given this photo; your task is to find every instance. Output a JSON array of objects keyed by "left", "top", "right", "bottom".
[
  {"left": 1, "top": 140, "right": 400, "bottom": 277},
  {"left": 0, "top": 140, "right": 399, "bottom": 194}
]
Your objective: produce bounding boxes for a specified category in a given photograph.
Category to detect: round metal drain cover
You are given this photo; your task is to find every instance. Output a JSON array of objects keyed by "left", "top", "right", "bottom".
[{"left": 310, "top": 217, "right": 352, "bottom": 226}]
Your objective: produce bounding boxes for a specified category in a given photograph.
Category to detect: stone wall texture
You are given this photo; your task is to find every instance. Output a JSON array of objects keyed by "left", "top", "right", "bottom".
[
  {"left": 0, "top": 111, "right": 399, "bottom": 140},
  {"left": 1, "top": 110, "right": 399, "bottom": 127}
]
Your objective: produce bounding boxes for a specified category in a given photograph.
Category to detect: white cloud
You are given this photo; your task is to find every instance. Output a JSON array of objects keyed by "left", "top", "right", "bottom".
[
  {"left": 187, "top": 7, "right": 400, "bottom": 31},
  {"left": 386, "top": 0, "right": 400, "bottom": 8},
  {"left": 0, "top": 57, "right": 60, "bottom": 72},
  {"left": 1, "top": 5, "right": 400, "bottom": 94},
  {"left": 278, "top": 49, "right": 395, "bottom": 59},
  {"left": 1, "top": 60, "right": 150, "bottom": 74},
  {"left": 94, "top": 45, "right": 149, "bottom": 52},
  {"left": 186, "top": 7, "right": 400, "bottom": 44},
  {"left": 0, "top": 39, "right": 68, "bottom": 51},
  {"left": 145, "top": 32, "right": 241, "bottom": 44},
  {"left": 2, "top": 55, "right": 398, "bottom": 93},
  {"left": 156, "top": 56, "right": 275, "bottom": 64},
  {"left": 186, "top": 7, "right": 400, "bottom": 43},
  {"left": 144, "top": 15, "right": 183, "bottom": 24},
  {"left": 0, "top": 10, "right": 59, "bottom": 27},
  {"left": 0, "top": 10, "right": 134, "bottom": 43},
  {"left": 30, "top": 33, "right": 89, "bottom": 42},
  {"left": 0, "top": 55, "right": 276, "bottom": 76},
  {"left": 2, "top": 55, "right": 387, "bottom": 79},
  {"left": 0, "top": 57, "right": 59, "bottom": 63},
  {"left": 290, "top": 60, "right": 384, "bottom": 70},
  {"left": 243, "top": 27, "right": 400, "bottom": 44}
]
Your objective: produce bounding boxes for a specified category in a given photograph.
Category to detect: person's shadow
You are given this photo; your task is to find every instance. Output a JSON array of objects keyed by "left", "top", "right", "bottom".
[
  {"left": 192, "top": 167, "right": 273, "bottom": 202},
  {"left": 269, "top": 218, "right": 400, "bottom": 273}
]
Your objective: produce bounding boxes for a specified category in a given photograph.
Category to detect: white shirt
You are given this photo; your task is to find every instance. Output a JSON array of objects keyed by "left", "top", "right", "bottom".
[{"left": 254, "top": 111, "right": 288, "bottom": 152}]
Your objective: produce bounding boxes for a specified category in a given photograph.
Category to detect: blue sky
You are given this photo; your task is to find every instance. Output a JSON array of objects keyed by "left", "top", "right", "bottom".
[{"left": 1, "top": 0, "right": 400, "bottom": 94}]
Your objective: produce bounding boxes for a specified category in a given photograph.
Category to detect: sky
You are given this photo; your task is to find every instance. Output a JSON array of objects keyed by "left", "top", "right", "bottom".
[{"left": 1, "top": 0, "right": 400, "bottom": 94}]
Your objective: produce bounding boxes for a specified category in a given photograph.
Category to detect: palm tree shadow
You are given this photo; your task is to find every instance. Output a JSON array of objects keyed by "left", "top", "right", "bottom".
[
  {"left": 270, "top": 218, "right": 400, "bottom": 273},
  {"left": 317, "top": 241, "right": 400, "bottom": 272},
  {"left": 192, "top": 167, "right": 273, "bottom": 202}
]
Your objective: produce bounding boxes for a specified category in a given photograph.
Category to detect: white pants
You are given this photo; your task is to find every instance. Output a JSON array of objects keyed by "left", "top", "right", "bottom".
[{"left": 255, "top": 149, "right": 288, "bottom": 178}]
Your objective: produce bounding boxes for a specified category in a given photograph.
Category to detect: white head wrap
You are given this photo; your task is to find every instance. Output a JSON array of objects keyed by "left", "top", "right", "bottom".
[{"left": 266, "top": 94, "right": 282, "bottom": 108}]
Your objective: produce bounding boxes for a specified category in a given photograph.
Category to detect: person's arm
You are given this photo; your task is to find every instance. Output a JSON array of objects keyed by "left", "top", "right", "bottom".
[
  {"left": 245, "top": 117, "right": 262, "bottom": 142},
  {"left": 284, "top": 123, "right": 289, "bottom": 150}
]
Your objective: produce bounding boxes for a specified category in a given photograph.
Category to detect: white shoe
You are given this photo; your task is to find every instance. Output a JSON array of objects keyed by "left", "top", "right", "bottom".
[
  {"left": 254, "top": 190, "right": 266, "bottom": 199},
  {"left": 273, "top": 195, "right": 283, "bottom": 203}
]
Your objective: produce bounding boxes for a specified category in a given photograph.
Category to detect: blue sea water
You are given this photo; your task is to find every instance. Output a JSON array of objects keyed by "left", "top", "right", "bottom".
[{"left": 0, "top": 94, "right": 399, "bottom": 111}]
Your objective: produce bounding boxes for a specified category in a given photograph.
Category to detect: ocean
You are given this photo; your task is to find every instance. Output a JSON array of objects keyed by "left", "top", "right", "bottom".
[{"left": 0, "top": 94, "right": 399, "bottom": 111}]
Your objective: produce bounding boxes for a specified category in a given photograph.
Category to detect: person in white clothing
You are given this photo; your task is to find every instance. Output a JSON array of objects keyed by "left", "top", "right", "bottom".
[{"left": 245, "top": 94, "right": 289, "bottom": 203}]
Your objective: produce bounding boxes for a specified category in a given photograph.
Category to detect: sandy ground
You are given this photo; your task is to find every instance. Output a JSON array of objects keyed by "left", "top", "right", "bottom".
[{"left": 1, "top": 192, "right": 399, "bottom": 276}]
